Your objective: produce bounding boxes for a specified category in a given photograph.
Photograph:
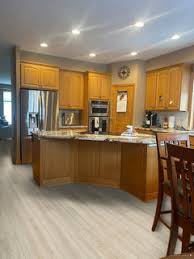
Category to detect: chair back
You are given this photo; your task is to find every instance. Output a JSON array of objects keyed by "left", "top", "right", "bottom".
[
  {"left": 156, "top": 133, "right": 190, "bottom": 183},
  {"left": 167, "top": 143, "right": 194, "bottom": 221}
]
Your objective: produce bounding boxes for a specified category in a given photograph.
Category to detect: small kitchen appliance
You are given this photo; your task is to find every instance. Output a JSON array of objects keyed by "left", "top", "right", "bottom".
[
  {"left": 59, "top": 110, "right": 80, "bottom": 127},
  {"left": 143, "top": 111, "right": 158, "bottom": 128}
]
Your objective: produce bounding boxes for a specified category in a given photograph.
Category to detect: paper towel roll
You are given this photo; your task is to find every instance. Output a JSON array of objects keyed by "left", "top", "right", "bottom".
[{"left": 168, "top": 116, "right": 175, "bottom": 128}]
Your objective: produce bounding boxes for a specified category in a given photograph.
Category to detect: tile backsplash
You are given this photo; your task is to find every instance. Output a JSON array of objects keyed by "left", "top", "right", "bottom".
[{"left": 157, "top": 111, "right": 189, "bottom": 129}]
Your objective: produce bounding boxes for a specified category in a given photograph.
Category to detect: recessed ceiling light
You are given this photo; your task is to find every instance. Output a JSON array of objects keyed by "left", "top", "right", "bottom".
[
  {"left": 171, "top": 34, "right": 180, "bottom": 40},
  {"left": 89, "top": 53, "right": 96, "bottom": 57},
  {"left": 72, "top": 29, "right": 80, "bottom": 35},
  {"left": 40, "top": 42, "right": 48, "bottom": 47},
  {"left": 131, "top": 51, "right": 138, "bottom": 56},
  {"left": 134, "top": 21, "right": 144, "bottom": 28}
]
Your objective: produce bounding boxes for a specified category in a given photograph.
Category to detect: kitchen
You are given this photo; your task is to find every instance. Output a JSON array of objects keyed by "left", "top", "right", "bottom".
[{"left": 1, "top": 1, "right": 194, "bottom": 258}]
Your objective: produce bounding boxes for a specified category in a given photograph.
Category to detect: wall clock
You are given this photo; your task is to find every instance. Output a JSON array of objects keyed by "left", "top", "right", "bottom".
[{"left": 118, "top": 65, "right": 130, "bottom": 80}]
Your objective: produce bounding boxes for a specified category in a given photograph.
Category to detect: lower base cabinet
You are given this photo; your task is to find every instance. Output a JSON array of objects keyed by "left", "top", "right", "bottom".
[{"left": 32, "top": 138, "right": 158, "bottom": 202}]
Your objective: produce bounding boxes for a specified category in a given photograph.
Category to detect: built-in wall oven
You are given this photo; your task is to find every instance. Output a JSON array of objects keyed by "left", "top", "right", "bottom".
[
  {"left": 88, "top": 100, "right": 109, "bottom": 134},
  {"left": 89, "top": 100, "right": 109, "bottom": 117}
]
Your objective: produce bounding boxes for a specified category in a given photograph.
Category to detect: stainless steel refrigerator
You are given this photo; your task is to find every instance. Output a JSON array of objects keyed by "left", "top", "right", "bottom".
[{"left": 20, "top": 89, "right": 58, "bottom": 164}]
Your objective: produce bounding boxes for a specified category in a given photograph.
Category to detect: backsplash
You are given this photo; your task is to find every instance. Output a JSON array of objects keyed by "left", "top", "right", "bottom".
[{"left": 157, "top": 111, "right": 189, "bottom": 129}]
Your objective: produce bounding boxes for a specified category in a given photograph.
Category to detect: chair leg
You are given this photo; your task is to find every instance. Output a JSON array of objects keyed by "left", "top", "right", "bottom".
[
  {"left": 181, "top": 229, "right": 190, "bottom": 253},
  {"left": 152, "top": 183, "right": 164, "bottom": 231},
  {"left": 167, "top": 223, "right": 178, "bottom": 256}
]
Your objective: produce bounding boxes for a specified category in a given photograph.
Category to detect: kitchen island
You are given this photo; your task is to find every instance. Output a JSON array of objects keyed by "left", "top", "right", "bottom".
[{"left": 32, "top": 131, "right": 158, "bottom": 202}]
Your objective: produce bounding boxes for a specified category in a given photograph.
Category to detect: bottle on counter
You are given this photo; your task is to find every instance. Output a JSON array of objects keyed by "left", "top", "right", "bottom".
[
  {"left": 163, "top": 116, "right": 168, "bottom": 129},
  {"left": 144, "top": 113, "right": 151, "bottom": 128}
]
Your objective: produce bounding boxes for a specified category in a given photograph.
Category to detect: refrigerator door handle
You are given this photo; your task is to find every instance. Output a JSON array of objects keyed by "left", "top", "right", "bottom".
[{"left": 39, "top": 93, "right": 42, "bottom": 130}]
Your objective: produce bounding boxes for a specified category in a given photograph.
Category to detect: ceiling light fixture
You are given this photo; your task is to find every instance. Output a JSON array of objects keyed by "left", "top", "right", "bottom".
[
  {"left": 89, "top": 53, "right": 96, "bottom": 57},
  {"left": 40, "top": 42, "right": 48, "bottom": 47},
  {"left": 171, "top": 34, "right": 180, "bottom": 40},
  {"left": 72, "top": 29, "right": 80, "bottom": 35},
  {"left": 131, "top": 51, "right": 138, "bottom": 56},
  {"left": 134, "top": 21, "right": 144, "bottom": 28}
]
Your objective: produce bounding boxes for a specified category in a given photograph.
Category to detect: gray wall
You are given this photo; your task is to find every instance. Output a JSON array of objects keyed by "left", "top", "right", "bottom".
[
  {"left": 146, "top": 45, "right": 194, "bottom": 71},
  {"left": 109, "top": 60, "right": 146, "bottom": 126},
  {"left": 21, "top": 51, "right": 109, "bottom": 73},
  {"left": 0, "top": 47, "right": 12, "bottom": 85}
]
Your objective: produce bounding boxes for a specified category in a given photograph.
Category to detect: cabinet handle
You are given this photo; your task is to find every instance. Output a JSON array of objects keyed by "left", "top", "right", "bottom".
[
  {"left": 159, "top": 96, "right": 163, "bottom": 102},
  {"left": 169, "top": 100, "right": 173, "bottom": 105}
]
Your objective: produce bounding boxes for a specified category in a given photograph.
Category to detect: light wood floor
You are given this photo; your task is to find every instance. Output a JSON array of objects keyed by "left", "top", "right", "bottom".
[{"left": 0, "top": 140, "right": 181, "bottom": 259}]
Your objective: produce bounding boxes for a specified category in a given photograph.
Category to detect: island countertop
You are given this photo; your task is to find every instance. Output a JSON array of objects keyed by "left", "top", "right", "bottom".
[
  {"left": 32, "top": 130, "right": 159, "bottom": 202},
  {"left": 32, "top": 130, "right": 157, "bottom": 145}
]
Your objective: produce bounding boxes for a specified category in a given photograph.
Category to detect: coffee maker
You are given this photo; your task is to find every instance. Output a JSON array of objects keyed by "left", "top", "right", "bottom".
[{"left": 143, "top": 111, "right": 158, "bottom": 128}]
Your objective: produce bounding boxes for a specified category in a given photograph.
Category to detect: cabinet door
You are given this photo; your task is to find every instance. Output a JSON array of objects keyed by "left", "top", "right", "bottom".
[
  {"left": 99, "top": 142, "right": 120, "bottom": 186},
  {"left": 110, "top": 85, "right": 134, "bottom": 134},
  {"left": 77, "top": 141, "right": 99, "bottom": 178},
  {"left": 156, "top": 69, "right": 169, "bottom": 110},
  {"left": 101, "top": 75, "right": 111, "bottom": 99},
  {"left": 168, "top": 66, "right": 182, "bottom": 110},
  {"left": 21, "top": 63, "right": 40, "bottom": 88},
  {"left": 59, "top": 71, "right": 72, "bottom": 108},
  {"left": 145, "top": 72, "right": 157, "bottom": 110},
  {"left": 70, "top": 72, "right": 84, "bottom": 109},
  {"left": 40, "top": 67, "right": 59, "bottom": 90},
  {"left": 88, "top": 73, "right": 101, "bottom": 99}
]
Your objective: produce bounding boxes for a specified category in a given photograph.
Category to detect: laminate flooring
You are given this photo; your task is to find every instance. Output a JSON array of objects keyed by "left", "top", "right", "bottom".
[{"left": 0, "top": 140, "right": 181, "bottom": 259}]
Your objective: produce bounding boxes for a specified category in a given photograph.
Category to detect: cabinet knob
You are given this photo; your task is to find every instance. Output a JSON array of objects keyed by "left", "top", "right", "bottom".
[
  {"left": 169, "top": 100, "right": 173, "bottom": 105},
  {"left": 159, "top": 96, "right": 163, "bottom": 102}
]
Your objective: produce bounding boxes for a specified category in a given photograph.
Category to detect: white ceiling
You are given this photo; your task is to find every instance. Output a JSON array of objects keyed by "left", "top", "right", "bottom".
[{"left": 1, "top": 0, "right": 194, "bottom": 64}]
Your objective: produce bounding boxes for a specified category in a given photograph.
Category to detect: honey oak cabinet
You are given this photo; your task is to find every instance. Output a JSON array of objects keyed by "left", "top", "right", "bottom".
[
  {"left": 145, "top": 71, "right": 157, "bottom": 110},
  {"left": 189, "top": 135, "right": 194, "bottom": 148},
  {"left": 88, "top": 73, "right": 101, "bottom": 99},
  {"left": 145, "top": 64, "right": 191, "bottom": 111},
  {"left": 59, "top": 70, "right": 84, "bottom": 109},
  {"left": 156, "top": 69, "right": 169, "bottom": 110},
  {"left": 40, "top": 66, "right": 59, "bottom": 90},
  {"left": 87, "top": 72, "right": 111, "bottom": 100},
  {"left": 21, "top": 63, "right": 40, "bottom": 88},
  {"left": 21, "top": 62, "right": 59, "bottom": 90},
  {"left": 101, "top": 74, "right": 111, "bottom": 99}
]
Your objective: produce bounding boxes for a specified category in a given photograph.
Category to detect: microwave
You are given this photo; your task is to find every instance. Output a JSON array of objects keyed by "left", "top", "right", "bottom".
[
  {"left": 89, "top": 100, "right": 109, "bottom": 117},
  {"left": 59, "top": 110, "right": 80, "bottom": 127}
]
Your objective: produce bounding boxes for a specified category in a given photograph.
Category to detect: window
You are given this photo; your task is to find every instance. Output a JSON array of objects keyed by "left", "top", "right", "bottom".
[{"left": 3, "top": 91, "right": 12, "bottom": 125}]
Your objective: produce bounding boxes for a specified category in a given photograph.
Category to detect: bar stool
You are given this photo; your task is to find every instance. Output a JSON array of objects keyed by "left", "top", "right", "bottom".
[{"left": 152, "top": 133, "right": 190, "bottom": 232}]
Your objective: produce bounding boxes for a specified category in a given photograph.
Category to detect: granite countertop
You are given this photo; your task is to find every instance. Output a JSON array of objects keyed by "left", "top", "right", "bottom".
[
  {"left": 32, "top": 130, "right": 156, "bottom": 146},
  {"left": 135, "top": 126, "right": 194, "bottom": 135},
  {"left": 59, "top": 125, "right": 88, "bottom": 129}
]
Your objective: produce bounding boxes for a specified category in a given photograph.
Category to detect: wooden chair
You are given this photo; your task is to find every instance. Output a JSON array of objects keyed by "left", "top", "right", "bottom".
[
  {"left": 167, "top": 143, "right": 194, "bottom": 255},
  {"left": 161, "top": 252, "right": 194, "bottom": 259},
  {"left": 152, "top": 133, "right": 190, "bottom": 232}
]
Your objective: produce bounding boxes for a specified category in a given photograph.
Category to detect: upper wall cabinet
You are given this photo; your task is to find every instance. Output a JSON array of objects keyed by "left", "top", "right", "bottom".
[
  {"left": 156, "top": 69, "right": 169, "bottom": 110},
  {"left": 59, "top": 70, "right": 84, "bottom": 109},
  {"left": 21, "top": 62, "right": 59, "bottom": 90},
  {"left": 145, "top": 71, "right": 157, "bottom": 110},
  {"left": 87, "top": 72, "right": 111, "bottom": 100},
  {"left": 145, "top": 64, "right": 191, "bottom": 111},
  {"left": 21, "top": 63, "right": 40, "bottom": 88},
  {"left": 40, "top": 67, "right": 59, "bottom": 90}
]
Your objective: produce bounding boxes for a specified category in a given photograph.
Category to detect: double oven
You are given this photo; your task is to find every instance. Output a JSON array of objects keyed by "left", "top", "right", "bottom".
[{"left": 88, "top": 100, "right": 109, "bottom": 134}]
